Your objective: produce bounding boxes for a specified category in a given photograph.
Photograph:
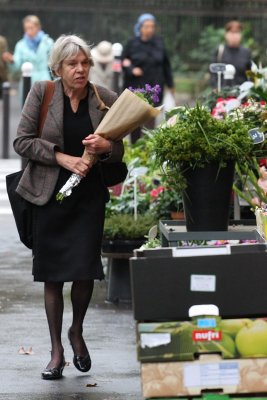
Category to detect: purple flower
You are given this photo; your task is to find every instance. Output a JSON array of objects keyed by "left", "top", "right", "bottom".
[{"left": 128, "top": 84, "right": 161, "bottom": 106}]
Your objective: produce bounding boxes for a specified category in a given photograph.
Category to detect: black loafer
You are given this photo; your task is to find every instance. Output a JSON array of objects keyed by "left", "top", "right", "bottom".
[
  {"left": 41, "top": 357, "right": 65, "bottom": 380},
  {"left": 73, "top": 353, "right": 91, "bottom": 372}
]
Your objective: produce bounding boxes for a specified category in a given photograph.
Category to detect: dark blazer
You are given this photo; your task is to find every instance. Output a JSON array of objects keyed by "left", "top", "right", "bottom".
[{"left": 14, "top": 79, "right": 124, "bottom": 205}]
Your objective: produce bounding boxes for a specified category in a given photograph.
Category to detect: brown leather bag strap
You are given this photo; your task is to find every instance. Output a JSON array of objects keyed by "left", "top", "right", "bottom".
[
  {"left": 38, "top": 80, "right": 55, "bottom": 135},
  {"left": 90, "top": 82, "right": 110, "bottom": 111}
]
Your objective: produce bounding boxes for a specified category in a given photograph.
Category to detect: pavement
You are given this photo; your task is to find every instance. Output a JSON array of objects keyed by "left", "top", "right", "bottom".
[{"left": 0, "top": 156, "right": 143, "bottom": 398}]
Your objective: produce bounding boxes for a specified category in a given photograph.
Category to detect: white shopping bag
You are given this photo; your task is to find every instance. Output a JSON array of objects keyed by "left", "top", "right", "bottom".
[{"left": 163, "top": 90, "right": 176, "bottom": 111}]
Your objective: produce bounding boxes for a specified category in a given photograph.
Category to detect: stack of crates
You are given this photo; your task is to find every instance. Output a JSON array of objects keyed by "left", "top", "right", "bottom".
[
  {"left": 130, "top": 229, "right": 267, "bottom": 399},
  {"left": 136, "top": 305, "right": 267, "bottom": 398}
]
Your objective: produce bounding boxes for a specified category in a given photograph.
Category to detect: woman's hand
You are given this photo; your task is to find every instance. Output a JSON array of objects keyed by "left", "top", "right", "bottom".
[
  {"left": 132, "top": 67, "right": 143, "bottom": 76},
  {"left": 2, "top": 51, "right": 14, "bottom": 63},
  {"left": 122, "top": 58, "right": 132, "bottom": 67},
  {"left": 55, "top": 152, "right": 92, "bottom": 177},
  {"left": 82, "top": 135, "right": 112, "bottom": 155}
]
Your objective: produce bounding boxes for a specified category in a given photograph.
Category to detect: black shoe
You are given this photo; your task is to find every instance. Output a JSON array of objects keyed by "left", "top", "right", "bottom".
[
  {"left": 68, "top": 328, "right": 91, "bottom": 373},
  {"left": 73, "top": 354, "right": 91, "bottom": 372},
  {"left": 41, "top": 357, "right": 65, "bottom": 380}
]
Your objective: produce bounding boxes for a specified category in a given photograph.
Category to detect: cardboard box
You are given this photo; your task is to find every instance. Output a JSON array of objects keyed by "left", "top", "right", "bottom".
[
  {"left": 130, "top": 251, "right": 267, "bottom": 321},
  {"left": 141, "top": 356, "right": 267, "bottom": 398},
  {"left": 137, "top": 317, "right": 267, "bottom": 362}
]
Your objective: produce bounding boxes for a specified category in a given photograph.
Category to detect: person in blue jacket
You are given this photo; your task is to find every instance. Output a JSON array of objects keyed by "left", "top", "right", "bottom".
[{"left": 3, "top": 15, "right": 54, "bottom": 84}]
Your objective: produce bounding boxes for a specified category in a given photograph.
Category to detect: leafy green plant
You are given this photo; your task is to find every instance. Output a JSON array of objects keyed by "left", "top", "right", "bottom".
[
  {"left": 151, "top": 103, "right": 254, "bottom": 191},
  {"left": 103, "top": 214, "right": 158, "bottom": 240}
]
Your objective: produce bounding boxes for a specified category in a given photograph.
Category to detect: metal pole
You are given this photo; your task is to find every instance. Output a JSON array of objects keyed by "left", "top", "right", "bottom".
[
  {"left": 21, "top": 62, "right": 33, "bottom": 169},
  {"left": 21, "top": 62, "right": 33, "bottom": 105},
  {"left": 217, "top": 71, "right": 222, "bottom": 93},
  {"left": 112, "top": 43, "right": 123, "bottom": 94},
  {"left": 2, "top": 81, "right": 10, "bottom": 159}
]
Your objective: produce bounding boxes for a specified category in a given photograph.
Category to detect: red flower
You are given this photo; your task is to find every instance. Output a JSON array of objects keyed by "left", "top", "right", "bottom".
[{"left": 150, "top": 186, "right": 165, "bottom": 198}]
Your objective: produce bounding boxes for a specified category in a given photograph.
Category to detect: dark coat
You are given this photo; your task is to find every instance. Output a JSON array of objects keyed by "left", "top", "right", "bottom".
[
  {"left": 211, "top": 44, "right": 251, "bottom": 88},
  {"left": 122, "top": 36, "right": 174, "bottom": 101},
  {"left": 13, "top": 79, "right": 124, "bottom": 205}
]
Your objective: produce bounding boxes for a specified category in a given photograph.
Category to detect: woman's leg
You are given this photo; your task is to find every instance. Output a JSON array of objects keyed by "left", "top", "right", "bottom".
[
  {"left": 68, "top": 279, "right": 94, "bottom": 356},
  {"left": 44, "top": 281, "right": 64, "bottom": 368}
]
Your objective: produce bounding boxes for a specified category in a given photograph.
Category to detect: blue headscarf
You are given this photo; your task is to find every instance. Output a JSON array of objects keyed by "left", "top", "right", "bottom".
[{"left": 134, "top": 13, "right": 156, "bottom": 37}]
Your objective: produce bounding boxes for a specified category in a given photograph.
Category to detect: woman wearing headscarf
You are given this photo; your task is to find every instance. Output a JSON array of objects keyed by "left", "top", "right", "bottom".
[
  {"left": 3, "top": 15, "right": 54, "bottom": 83},
  {"left": 122, "top": 13, "right": 174, "bottom": 102},
  {"left": 122, "top": 13, "right": 174, "bottom": 142}
]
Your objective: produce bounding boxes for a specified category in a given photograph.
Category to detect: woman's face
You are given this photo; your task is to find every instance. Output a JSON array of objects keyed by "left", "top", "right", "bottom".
[
  {"left": 23, "top": 21, "right": 40, "bottom": 38},
  {"left": 225, "top": 30, "right": 242, "bottom": 47},
  {"left": 140, "top": 20, "right": 156, "bottom": 41},
  {"left": 57, "top": 49, "right": 91, "bottom": 92}
]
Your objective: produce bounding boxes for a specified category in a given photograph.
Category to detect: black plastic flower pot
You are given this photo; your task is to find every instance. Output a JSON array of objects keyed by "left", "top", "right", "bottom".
[{"left": 182, "top": 161, "right": 235, "bottom": 231}]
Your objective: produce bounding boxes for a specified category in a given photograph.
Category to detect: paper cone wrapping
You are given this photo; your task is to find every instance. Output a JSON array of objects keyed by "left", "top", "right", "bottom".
[
  {"left": 94, "top": 88, "right": 161, "bottom": 140},
  {"left": 82, "top": 89, "right": 161, "bottom": 161}
]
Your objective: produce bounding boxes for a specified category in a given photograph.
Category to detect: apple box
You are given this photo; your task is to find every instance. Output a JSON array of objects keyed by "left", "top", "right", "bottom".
[
  {"left": 137, "top": 317, "right": 267, "bottom": 362},
  {"left": 141, "top": 355, "right": 267, "bottom": 398}
]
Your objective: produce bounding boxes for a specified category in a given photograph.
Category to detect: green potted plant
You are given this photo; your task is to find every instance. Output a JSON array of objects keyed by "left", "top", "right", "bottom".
[
  {"left": 102, "top": 213, "right": 157, "bottom": 303},
  {"left": 150, "top": 103, "right": 255, "bottom": 231},
  {"left": 103, "top": 213, "right": 157, "bottom": 252}
]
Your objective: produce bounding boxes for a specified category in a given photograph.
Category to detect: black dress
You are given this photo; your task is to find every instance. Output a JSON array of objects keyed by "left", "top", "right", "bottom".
[{"left": 32, "top": 94, "right": 107, "bottom": 282}]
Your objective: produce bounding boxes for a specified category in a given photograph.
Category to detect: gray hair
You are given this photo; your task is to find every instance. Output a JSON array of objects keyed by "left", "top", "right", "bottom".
[{"left": 48, "top": 34, "right": 94, "bottom": 75}]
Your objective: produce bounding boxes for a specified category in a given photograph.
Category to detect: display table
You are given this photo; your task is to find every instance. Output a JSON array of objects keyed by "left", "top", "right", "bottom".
[{"left": 159, "top": 219, "right": 260, "bottom": 247}]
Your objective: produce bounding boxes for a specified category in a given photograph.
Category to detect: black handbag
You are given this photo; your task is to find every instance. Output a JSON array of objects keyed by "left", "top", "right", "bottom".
[
  {"left": 100, "top": 161, "right": 128, "bottom": 187},
  {"left": 6, "top": 170, "right": 33, "bottom": 248},
  {"left": 5, "top": 81, "right": 55, "bottom": 249}
]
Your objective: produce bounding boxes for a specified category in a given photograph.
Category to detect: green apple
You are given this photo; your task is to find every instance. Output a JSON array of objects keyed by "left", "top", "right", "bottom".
[
  {"left": 220, "top": 318, "right": 251, "bottom": 338},
  {"left": 235, "top": 319, "right": 267, "bottom": 357}
]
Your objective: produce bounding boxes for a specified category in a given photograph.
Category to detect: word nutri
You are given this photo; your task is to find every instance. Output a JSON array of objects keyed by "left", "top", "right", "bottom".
[{"left": 192, "top": 330, "right": 222, "bottom": 341}]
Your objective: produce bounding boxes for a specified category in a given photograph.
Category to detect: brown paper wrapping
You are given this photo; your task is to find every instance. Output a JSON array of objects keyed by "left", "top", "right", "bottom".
[{"left": 82, "top": 88, "right": 161, "bottom": 161}]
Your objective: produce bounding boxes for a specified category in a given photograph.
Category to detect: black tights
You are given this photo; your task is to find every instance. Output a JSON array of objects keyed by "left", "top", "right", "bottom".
[{"left": 44, "top": 280, "right": 94, "bottom": 368}]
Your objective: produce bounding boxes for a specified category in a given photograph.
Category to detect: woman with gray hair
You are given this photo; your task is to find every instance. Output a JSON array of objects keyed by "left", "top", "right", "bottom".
[{"left": 13, "top": 34, "right": 124, "bottom": 380}]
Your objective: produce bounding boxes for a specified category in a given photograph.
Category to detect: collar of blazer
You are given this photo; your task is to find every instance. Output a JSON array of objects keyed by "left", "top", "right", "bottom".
[{"left": 46, "top": 79, "right": 109, "bottom": 132}]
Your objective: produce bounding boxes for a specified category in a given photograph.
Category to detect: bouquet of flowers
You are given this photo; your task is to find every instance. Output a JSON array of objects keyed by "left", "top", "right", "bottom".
[{"left": 56, "top": 84, "right": 161, "bottom": 202}]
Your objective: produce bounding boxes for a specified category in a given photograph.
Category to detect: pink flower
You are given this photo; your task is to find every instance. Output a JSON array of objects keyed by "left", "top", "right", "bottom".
[{"left": 150, "top": 186, "right": 165, "bottom": 198}]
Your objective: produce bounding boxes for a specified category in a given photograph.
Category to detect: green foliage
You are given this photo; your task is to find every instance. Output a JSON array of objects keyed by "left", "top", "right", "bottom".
[
  {"left": 123, "top": 133, "right": 155, "bottom": 169},
  {"left": 151, "top": 104, "right": 254, "bottom": 190},
  {"left": 103, "top": 214, "right": 158, "bottom": 240},
  {"left": 150, "top": 178, "right": 184, "bottom": 218},
  {"left": 105, "top": 187, "right": 151, "bottom": 218},
  {"left": 189, "top": 25, "right": 224, "bottom": 72}
]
